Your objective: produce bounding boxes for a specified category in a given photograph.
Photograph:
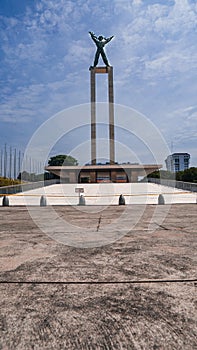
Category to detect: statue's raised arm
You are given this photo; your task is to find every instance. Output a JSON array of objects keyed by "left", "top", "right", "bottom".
[
  {"left": 89, "top": 32, "right": 98, "bottom": 43},
  {"left": 89, "top": 31, "right": 114, "bottom": 67},
  {"left": 104, "top": 36, "right": 114, "bottom": 44}
]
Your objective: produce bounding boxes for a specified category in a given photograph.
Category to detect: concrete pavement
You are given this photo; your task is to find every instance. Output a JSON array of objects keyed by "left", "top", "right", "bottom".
[{"left": 0, "top": 204, "right": 196, "bottom": 349}]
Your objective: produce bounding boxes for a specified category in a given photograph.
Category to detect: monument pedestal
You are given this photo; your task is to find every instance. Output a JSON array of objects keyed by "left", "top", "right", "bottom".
[{"left": 90, "top": 66, "right": 115, "bottom": 165}]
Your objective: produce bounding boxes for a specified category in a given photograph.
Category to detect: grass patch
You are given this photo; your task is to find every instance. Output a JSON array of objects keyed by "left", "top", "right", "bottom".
[{"left": 0, "top": 177, "right": 21, "bottom": 187}]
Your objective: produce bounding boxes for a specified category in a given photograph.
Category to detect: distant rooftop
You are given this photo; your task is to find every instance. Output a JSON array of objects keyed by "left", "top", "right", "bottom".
[{"left": 170, "top": 153, "right": 190, "bottom": 157}]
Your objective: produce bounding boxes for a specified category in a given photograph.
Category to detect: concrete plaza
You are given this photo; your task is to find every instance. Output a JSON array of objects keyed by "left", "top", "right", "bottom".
[
  {"left": 0, "top": 202, "right": 196, "bottom": 349},
  {"left": 1, "top": 182, "right": 196, "bottom": 206}
]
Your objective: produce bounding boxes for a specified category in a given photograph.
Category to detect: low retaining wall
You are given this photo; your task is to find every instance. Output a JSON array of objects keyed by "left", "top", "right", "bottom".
[
  {"left": 148, "top": 178, "right": 197, "bottom": 192},
  {"left": 0, "top": 179, "right": 60, "bottom": 195}
]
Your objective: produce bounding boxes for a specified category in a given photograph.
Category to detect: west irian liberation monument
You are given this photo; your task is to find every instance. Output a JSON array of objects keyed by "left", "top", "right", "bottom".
[
  {"left": 46, "top": 33, "right": 161, "bottom": 183},
  {"left": 89, "top": 31, "right": 115, "bottom": 165}
]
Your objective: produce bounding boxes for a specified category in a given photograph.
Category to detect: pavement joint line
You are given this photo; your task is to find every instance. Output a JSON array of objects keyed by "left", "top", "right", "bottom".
[
  {"left": 0, "top": 279, "right": 196, "bottom": 285},
  {"left": 153, "top": 222, "right": 169, "bottom": 230},
  {"left": 96, "top": 215, "right": 102, "bottom": 232}
]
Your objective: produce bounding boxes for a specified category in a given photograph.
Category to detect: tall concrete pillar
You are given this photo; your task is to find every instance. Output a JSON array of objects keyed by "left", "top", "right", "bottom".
[
  {"left": 90, "top": 66, "right": 115, "bottom": 165},
  {"left": 90, "top": 69, "right": 96, "bottom": 165},
  {"left": 108, "top": 67, "right": 115, "bottom": 164}
]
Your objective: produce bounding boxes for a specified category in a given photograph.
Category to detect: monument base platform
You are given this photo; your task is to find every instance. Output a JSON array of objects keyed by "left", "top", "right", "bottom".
[{"left": 45, "top": 164, "right": 162, "bottom": 183}]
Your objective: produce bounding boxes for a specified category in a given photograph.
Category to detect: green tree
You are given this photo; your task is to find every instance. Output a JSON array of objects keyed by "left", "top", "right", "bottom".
[
  {"left": 177, "top": 167, "right": 197, "bottom": 183},
  {"left": 147, "top": 170, "right": 160, "bottom": 179},
  {"left": 146, "top": 167, "right": 197, "bottom": 183},
  {"left": 176, "top": 170, "right": 184, "bottom": 181},
  {"left": 48, "top": 155, "right": 78, "bottom": 166},
  {"left": 147, "top": 170, "right": 174, "bottom": 179}
]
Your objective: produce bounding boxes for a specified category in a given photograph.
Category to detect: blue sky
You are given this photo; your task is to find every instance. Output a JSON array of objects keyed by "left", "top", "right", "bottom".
[{"left": 0, "top": 0, "right": 196, "bottom": 168}]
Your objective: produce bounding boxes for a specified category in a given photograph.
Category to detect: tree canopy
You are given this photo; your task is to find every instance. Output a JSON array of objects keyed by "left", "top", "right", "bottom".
[
  {"left": 147, "top": 170, "right": 175, "bottom": 179},
  {"left": 177, "top": 167, "right": 197, "bottom": 183},
  {"left": 48, "top": 155, "right": 78, "bottom": 166},
  {"left": 147, "top": 167, "right": 197, "bottom": 183}
]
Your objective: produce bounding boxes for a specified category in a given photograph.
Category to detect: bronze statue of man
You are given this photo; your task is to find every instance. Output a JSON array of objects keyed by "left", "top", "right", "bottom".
[{"left": 89, "top": 31, "right": 114, "bottom": 67}]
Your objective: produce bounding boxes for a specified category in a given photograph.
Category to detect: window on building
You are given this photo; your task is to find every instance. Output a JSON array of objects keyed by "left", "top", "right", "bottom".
[{"left": 175, "top": 165, "right": 179, "bottom": 171}]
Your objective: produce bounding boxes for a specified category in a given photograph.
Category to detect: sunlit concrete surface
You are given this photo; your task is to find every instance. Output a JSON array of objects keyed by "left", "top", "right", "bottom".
[
  {"left": 1, "top": 183, "right": 196, "bottom": 206},
  {"left": 0, "top": 204, "right": 196, "bottom": 349}
]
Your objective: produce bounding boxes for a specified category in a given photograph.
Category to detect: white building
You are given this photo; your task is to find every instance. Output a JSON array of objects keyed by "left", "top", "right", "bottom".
[{"left": 165, "top": 153, "right": 190, "bottom": 172}]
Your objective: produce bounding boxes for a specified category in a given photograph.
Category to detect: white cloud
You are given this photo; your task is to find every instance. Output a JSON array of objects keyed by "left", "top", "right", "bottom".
[
  {"left": 154, "top": 0, "right": 196, "bottom": 34},
  {"left": 110, "top": 0, "right": 197, "bottom": 86},
  {"left": 144, "top": 48, "right": 197, "bottom": 79},
  {"left": 133, "top": 0, "right": 142, "bottom": 6},
  {"left": 64, "top": 40, "right": 92, "bottom": 65},
  {"left": 164, "top": 105, "right": 197, "bottom": 147}
]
